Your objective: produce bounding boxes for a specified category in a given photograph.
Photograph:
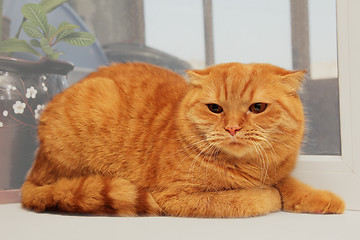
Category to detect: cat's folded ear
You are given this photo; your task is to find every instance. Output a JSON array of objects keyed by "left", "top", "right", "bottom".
[
  {"left": 186, "top": 69, "right": 211, "bottom": 86},
  {"left": 281, "top": 70, "right": 306, "bottom": 92}
]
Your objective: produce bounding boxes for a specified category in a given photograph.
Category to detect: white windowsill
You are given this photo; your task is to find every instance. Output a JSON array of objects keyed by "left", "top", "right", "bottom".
[{"left": 1, "top": 203, "right": 359, "bottom": 240}]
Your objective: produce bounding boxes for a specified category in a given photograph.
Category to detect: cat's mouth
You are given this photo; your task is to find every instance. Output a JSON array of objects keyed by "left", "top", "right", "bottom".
[
  {"left": 219, "top": 139, "right": 250, "bottom": 158},
  {"left": 226, "top": 138, "right": 246, "bottom": 148}
]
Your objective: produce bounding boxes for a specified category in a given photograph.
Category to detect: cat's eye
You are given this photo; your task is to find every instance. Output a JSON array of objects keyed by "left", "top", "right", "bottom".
[
  {"left": 207, "top": 104, "right": 223, "bottom": 114},
  {"left": 249, "top": 103, "right": 268, "bottom": 114}
]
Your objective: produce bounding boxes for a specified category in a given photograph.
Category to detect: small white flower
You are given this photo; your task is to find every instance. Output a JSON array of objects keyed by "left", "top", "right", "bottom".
[
  {"left": 34, "top": 105, "right": 45, "bottom": 119},
  {"left": 37, "top": 104, "right": 46, "bottom": 110},
  {"left": 13, "top": 101, "right": 26, "bottom": 114},
  {"left": 0, "top": 122, "right": 3, "bottom": 127},
  {"left": 34, "top": 109, "right": 40, "bottom": 119},
  {"left": 26, "top": 87, "right": 37, "bottom": 98},
  {"left": 3, "top": 110, "right": 8, "bottom": 117},
  {"left": 42, "top": 83, "right": 48, "bottom": 91},
  {"left": 7, "top": 85, "right": 16, "bottom": 91}
]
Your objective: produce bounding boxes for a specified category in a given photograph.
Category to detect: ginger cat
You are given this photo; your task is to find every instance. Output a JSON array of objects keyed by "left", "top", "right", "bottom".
[{"left": 21, "top": 62, "right": 345, "bottom": 217}]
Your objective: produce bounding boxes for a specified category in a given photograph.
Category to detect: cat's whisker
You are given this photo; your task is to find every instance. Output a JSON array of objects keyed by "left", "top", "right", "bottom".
[
  {"left": 203, "top": 140, "right": 221, "bottom": 183},
  {"left": 186, "top": 141, "right": 215, "bottom": 181},
  {"left": 264, "top": 136, "right": 298, "bottom": 151},
  {"left": 253, "top": 136, "right": 280, "bottom": 184},
  {"left": 249, "top": 141, "right": 262, "bottom": 183},
  {"left": 176, "top": 135, "right": 224, "bottom": 182},
  {"left": 197, "top": 140, "right": 222, "bottom": 184},
  {"left": 250, "top": 140, "right": 268, "bottom": 186},
  {"left": 202, "top": 145, "right": 214, "bottom": 181},
  {"left": 249, "top": 140, "right": 262, "bottom": 179},
  {"left": 175, "top": 138, "right": 210, "bottom": 169},
  {"left": 181, "top": 140, "right": 209, "bottom": 164},
  {"left": 176, "top": 136, "right": 207, "bottom": 149},
  {"left": 254, "top": 141, "right": 270, "bottom": 186},
  {"left": 256, "top": 125, "right": 302, "bottom": 140},
  {"left": 242, "top": 132, "right": 275, "bottom": 159},
  {"left": 250, "top": 134, "right": 277, "bottom": 159},
  {"left": 248, "top": 128, "right": 299, "bottom": 152}
]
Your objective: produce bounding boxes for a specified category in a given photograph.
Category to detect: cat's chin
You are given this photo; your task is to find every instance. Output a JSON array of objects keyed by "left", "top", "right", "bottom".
[{"left": 220, "top": 141, "right": 249, "bottom": 158}]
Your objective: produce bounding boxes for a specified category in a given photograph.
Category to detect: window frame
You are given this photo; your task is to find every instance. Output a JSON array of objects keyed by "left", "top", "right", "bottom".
[{"left": 293, "top": 0, "right": 360, "bottom": 211}]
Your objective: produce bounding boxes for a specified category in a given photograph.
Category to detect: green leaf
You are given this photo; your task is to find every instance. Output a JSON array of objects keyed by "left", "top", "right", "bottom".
[
  {"left": 30, "top": 39, "right": 41, "bottom": 48},
  {"left": 61, "top": 32, "right": 95, "bottom": 46},
  {"left": 39, "top": 0, "right": 68, "bottom": 13},
  {"left": 40, "top": 37, "right": 54, "bottom": 57},
  {"left": 48, "top": 52, "right": 59, "bottom": 60},
  {"left": 0, "top": 38, "right": 41, "bottom": 57},
  {"left": 55, "top": 22, "right": 78, "bottom": 41},
  {"left": 22, "top": 21, "right": 43, "bottom": 38},
  {"left": 22, "top": 3, "right": 48, "bottom": 36},
  {"left": 47, "top": 24, "right": 57, "bottom": 40}
]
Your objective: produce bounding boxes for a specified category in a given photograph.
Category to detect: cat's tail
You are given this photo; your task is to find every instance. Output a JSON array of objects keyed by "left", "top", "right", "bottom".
[{"left": 21, "top": 176, "right": 162, "bottom": 216}]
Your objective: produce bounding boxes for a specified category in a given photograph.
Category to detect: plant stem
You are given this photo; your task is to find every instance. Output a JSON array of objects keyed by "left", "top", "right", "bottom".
[
  {"left": 0, "top": 0, "right": 3, "bottom": 41},
  {"left": 12, "top": 17, "right": 27, "bottom": 58},
  {"left": 50, "top": 35, "right": 56, "bottom": 47},
  {"left": 14, "top": 17, "right": 26, "bottom": 39}
]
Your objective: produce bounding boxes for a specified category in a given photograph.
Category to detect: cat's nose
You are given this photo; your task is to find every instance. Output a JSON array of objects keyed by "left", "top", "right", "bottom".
[{"left": 224, "top": 126, "right": 241, "bottom": 136}]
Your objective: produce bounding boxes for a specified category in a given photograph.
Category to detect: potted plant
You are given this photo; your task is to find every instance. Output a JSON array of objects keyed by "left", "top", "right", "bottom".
[{"left": 0, "top": 0, "right": 95, "bottom": 192}]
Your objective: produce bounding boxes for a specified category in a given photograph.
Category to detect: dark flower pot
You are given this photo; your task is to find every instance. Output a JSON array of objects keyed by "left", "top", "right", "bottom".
[{"left": 0, "top": 57, "right": 74, "bottom": 190}]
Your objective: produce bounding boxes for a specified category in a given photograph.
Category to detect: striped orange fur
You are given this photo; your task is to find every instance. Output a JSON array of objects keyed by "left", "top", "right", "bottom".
[{"left": 21, "top": 62, "right": 345, "bottom": 217}]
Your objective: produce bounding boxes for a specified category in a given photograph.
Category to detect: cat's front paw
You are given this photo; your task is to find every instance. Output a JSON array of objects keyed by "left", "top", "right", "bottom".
[{"left": 285, "top": 190, "right": 345, "bottom": 214}]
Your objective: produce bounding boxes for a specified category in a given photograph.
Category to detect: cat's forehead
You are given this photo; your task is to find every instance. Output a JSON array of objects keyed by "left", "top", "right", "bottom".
[{"left": 206, "top": 63, "right": 282, "bottom": 103}]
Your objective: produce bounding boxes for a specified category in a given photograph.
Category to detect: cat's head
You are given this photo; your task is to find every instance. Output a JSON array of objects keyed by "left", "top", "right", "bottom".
[{"left": 179, "top": 62, "right": 305, "bottom": 160}]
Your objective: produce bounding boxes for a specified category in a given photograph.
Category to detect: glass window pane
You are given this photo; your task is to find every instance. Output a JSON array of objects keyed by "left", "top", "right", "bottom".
[
  {"left": 213, "top": 0, "right": 292, "bottom": 69},
  {"left": 301, "top": 0, "right": 340, "bottom": 155},
  {"left": 144, "top": 0, "right": 205, "bottom": 69}
]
